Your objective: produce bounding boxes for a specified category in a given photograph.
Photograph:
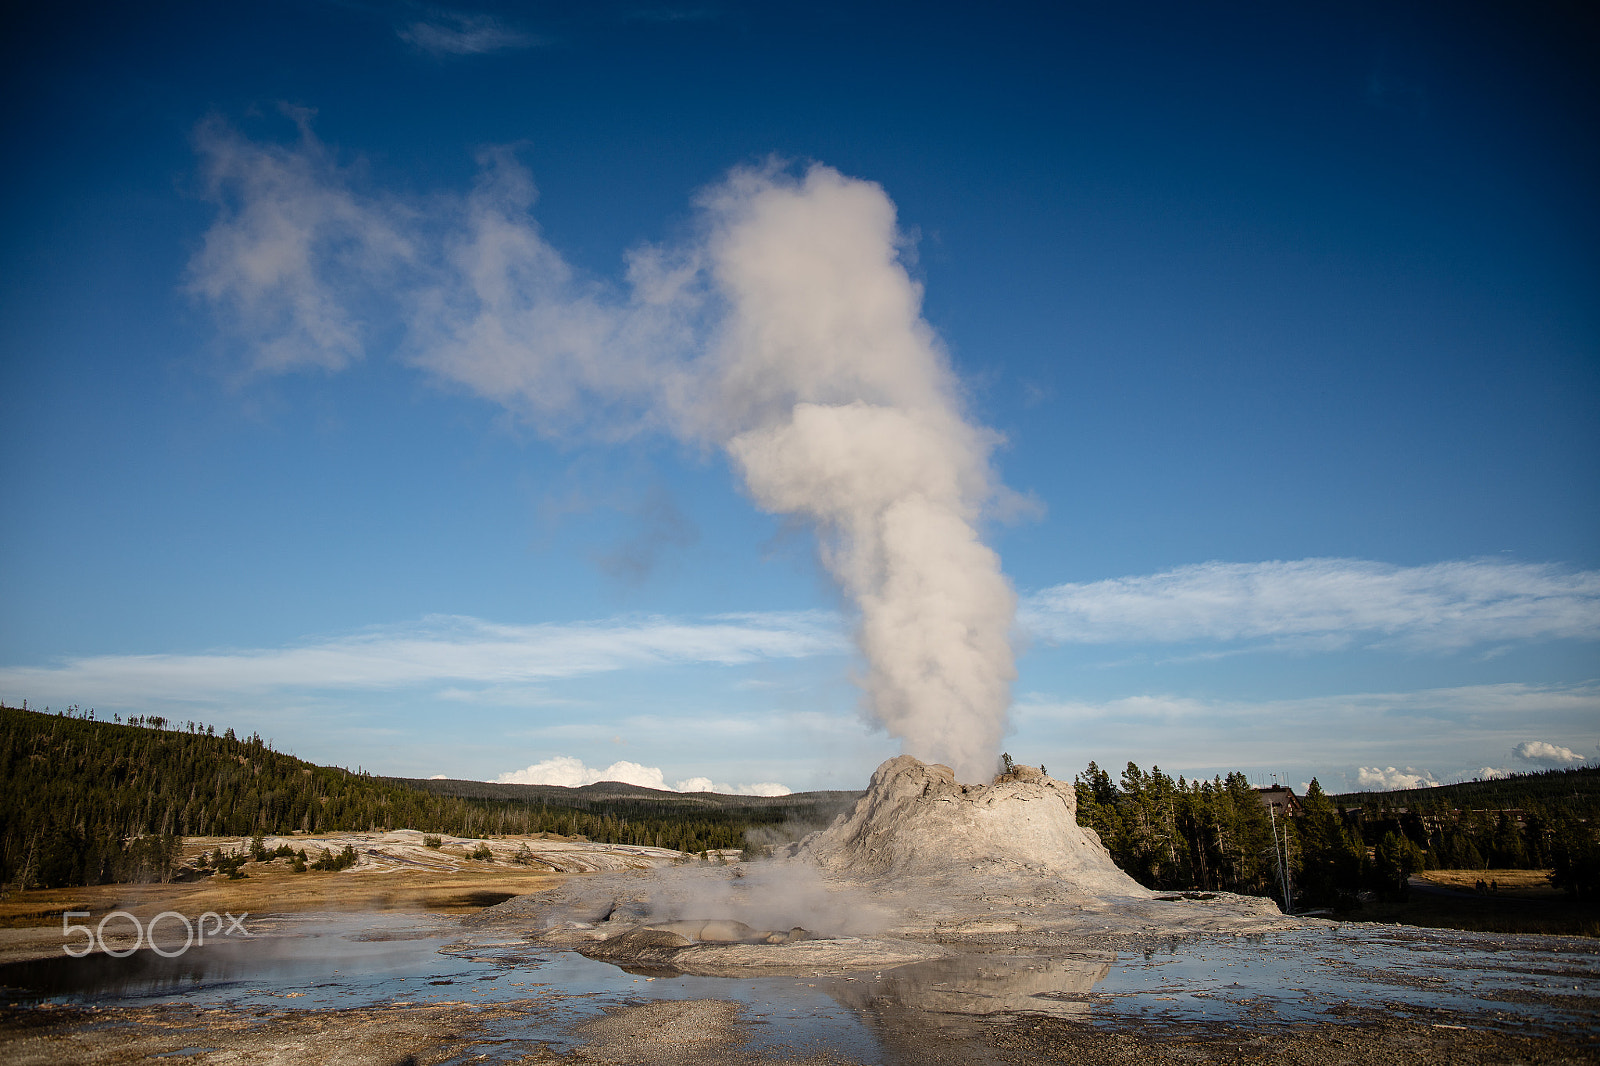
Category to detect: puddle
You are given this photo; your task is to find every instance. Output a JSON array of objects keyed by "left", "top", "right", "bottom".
[
  {"left": 0, "top": 914, "right": 465, "bottom": 1008},
  {"left": 812, "top": 928, "right": 1599, "bottom": 1035},
  {"left": 1058, "top": 929, "right": 1600, "bottom": 1031},
  {"left": 0, "top": 913, "right": 885, "bottom": 1060},
  {"left": 1, "top": 913, "right": 1595, "bottom": 1060}
]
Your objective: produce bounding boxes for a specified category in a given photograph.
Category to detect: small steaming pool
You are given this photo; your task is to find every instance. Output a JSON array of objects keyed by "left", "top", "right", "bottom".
[{"left": 1, "top": 913, "right": 1595, "bottom": 1060}]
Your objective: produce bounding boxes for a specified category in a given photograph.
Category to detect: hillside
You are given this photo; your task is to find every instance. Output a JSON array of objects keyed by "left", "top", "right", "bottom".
[
  {"left": 394, "top": 775, "right": 861, "bottom": 819},
  {"left": 1329, "top": 766, "right": 1600, "bottom": 810},
  {"left": 0, "top": 704, "right": 832, "bottom": 889}
]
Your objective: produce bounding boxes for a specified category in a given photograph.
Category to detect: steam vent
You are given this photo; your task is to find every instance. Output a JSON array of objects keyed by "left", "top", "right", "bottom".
[
  {"left": 471, "top": 751, "right": 1296, "bottom": 978},
  {"left": 796, "top": 755, "right": 1148, "bottom": 896}
]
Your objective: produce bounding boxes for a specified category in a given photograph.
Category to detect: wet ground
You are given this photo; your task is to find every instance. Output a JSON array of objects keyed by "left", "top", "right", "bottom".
[{"left": 0, "top": 912, "right": 1596, "bottom": 1063}]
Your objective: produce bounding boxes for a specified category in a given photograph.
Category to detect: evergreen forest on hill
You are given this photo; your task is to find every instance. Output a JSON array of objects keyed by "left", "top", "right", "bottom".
[
  {"left": 1073, "top": 761, "right": 1600, "bottom": 910},
  {"left": 4, "top": 702, "right": 1596, "bottom": 916},
  {"left": 395, "top": 775, "right": 859, "bottom": 822},
  {"left": 1329, "top": 769, "right": 1600, "bottom": 811},
  {"left": 0, "top": 704, "right": 836, "bottom": 889}
]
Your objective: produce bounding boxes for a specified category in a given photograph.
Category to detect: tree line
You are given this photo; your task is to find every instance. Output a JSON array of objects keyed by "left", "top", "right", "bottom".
[
  {"left": 1073, "top": 761, "right": 1600, "bottom": 909},
  {"left": 0, "top": 704, "right": 784, "bottom": 889},
  {"left": 9, "top": 702, "right": 1593, "bottom": 906}
]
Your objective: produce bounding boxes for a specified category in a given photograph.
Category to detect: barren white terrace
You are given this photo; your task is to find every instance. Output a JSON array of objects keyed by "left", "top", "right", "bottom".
[{"left": 223, "top": 830, "right": 687, "bottom": 876}]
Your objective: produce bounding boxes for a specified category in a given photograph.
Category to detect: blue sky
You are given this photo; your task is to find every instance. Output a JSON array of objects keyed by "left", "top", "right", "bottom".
[{"left": 2, "top": 1, "right": 1596, "bottom": 794}]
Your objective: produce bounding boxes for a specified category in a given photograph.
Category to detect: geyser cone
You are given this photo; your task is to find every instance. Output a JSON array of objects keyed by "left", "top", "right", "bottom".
[{"left": 798, "top": 755, "right": 1148, "bottom": 895}]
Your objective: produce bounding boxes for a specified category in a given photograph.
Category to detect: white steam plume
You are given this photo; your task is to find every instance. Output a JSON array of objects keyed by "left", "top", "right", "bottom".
[
  {"left": 189, "top": 126, "right": 1017, "bottom": 783},
  {"left": 702, "top": 168, "right": 1016, "bottom": 782}
]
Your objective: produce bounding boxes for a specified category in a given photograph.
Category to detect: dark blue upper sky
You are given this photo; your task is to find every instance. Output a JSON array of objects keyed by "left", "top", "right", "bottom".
[{"left": 1, "top": 1, "right": 1595, "bottom": 790}]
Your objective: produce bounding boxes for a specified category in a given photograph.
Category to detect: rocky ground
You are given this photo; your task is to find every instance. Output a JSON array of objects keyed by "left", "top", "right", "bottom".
[
  {"left": 0, "top": 831, "right": 683, "bottom": 966},
  {"left": 4, "top": 893, "right": 1596, "bottom": 1064},
  {"left": 2, "top": 762, "right": 1594, "bottom": 1063},
  {"left": 992, "top": 1010, "right": 1600, "bottom": 1066},
  {"left": 3, "top": 991, "right": 1595, "bottom": 1065}
]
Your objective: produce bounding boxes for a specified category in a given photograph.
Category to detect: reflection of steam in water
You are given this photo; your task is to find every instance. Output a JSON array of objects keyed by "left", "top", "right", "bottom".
[{"left": 829, "top": 953, "right": 1113, "bottom": 1020}]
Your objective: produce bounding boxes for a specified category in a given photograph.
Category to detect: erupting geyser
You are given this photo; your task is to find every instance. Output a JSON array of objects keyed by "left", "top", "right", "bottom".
[
  {"left": 200, "top": 130, "right": 1306, "bottom": 985},
  {"left": 703, "top": 168, "right": 1018, "bottom": 784},
  {"left": 193, "top": 138, "right": 1021, "bottom": 783}
]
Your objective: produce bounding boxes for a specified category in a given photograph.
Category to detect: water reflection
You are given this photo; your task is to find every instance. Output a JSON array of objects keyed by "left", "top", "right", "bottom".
[
  {"left": 2, "top": 914, "right": 1595, "bottom": 1055},
  {"left": 0, "top": 916, "right": 471, "bottom": 1007},
  {"left": 828, "top": 953, "right": 1112, "bottom": 1019}
]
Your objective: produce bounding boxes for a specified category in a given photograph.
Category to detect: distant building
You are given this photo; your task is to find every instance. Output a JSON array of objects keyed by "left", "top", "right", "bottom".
[{"left": 1255, "top": 785, "right": 1301, "bottom": 817}]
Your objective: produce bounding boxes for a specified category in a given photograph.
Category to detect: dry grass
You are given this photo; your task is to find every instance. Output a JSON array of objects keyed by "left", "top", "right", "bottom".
[
  {"left": 0, "top": 839, "right": 566, "bottom": 963},
  {"left": 1417, "top": 868, "right": 1560, "bottom": 897},
  {"left": 1346, "top": 868, "right": 1598, "bottom": 938},
  {"left": 0, "top": 861, "right": 561, "bottom": 930},
  {"left": 0, "top": 828, "right": 695, "bottom": 966}
]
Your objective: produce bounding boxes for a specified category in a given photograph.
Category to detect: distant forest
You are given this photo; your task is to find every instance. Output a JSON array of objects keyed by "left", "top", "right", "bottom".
[
  {"left": 4, "top": 703, "right": 1595, "bottom": 909},
  {"left": 1073, "top": 761, "right": 1600, "bottom": 908},
  {"left": 0, "top": 704, "right": 843, "bottom": 889}
]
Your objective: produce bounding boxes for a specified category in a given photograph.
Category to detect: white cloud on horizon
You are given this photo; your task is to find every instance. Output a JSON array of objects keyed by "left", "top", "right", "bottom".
[
  {"left": 494, "top": 754, "right": 790, "bottom": 796},
  {"left": 1022, "top": 557, "right": 1600, "bottom": 654},
  {"left": 1014, "top": 680, "right": 1600, "bottom": 792},
  {"left": 0, "top": 611, "right": 846, "bottom": 708},
  {"left": 1355, "top": 765, "right": 1440, "bottom": 791},
  {"left": 1512, "top": 740, "right": 1587, "bottom": 766}
]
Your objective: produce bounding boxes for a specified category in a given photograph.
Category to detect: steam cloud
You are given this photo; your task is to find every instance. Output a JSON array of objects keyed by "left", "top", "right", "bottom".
[
  {"left": 632, "top": 862, "right": 893, "bottom": 938},
  {"left": 191, "top": 120, "right": 1017, "bottom": 783},
  {"left": 704, "top": 170, "right": 1017, "bottom": 783}
]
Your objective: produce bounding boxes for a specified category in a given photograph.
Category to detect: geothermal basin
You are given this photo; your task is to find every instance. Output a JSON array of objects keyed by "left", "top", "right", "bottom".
[
  {"left": 2, "top": 757, "right": 1597, "bottom": 1063},
  {"left": 4, "top": 909, "right": 1598, "bottom": 1063}
]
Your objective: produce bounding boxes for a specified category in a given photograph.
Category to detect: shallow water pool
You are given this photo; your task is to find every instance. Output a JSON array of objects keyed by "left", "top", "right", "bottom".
[{"left": 1, "top": 913, "right": 1595, "bottom": 1061}]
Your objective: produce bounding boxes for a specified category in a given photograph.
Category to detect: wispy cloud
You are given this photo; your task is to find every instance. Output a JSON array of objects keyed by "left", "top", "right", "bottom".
[
  {"left": 188, "top": 123, "right": 698, "bottom": 434},
  {"left": 623, "top": 7, "right": 719, "bottom": 22},
  {"left": 495, "top": 754, "right": 789, "bottom": 795},
  {"left": 0, "top": 612, "right": 846, "bottom": 708},
  {"left": 397, "top": 11, "right": 540, "bottom": 55},
  {"left": 186, "top": 110, "right": 412, "bottom": 373},
  {"left": 1022, "top": 558, "right": 1600, "bottom": 653},
  {"left": 592, "top": 486, "right": 699, "bottom": 583},
  {"left": 1014, "top": 681, "right": 1600, "bottom": 790}
]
